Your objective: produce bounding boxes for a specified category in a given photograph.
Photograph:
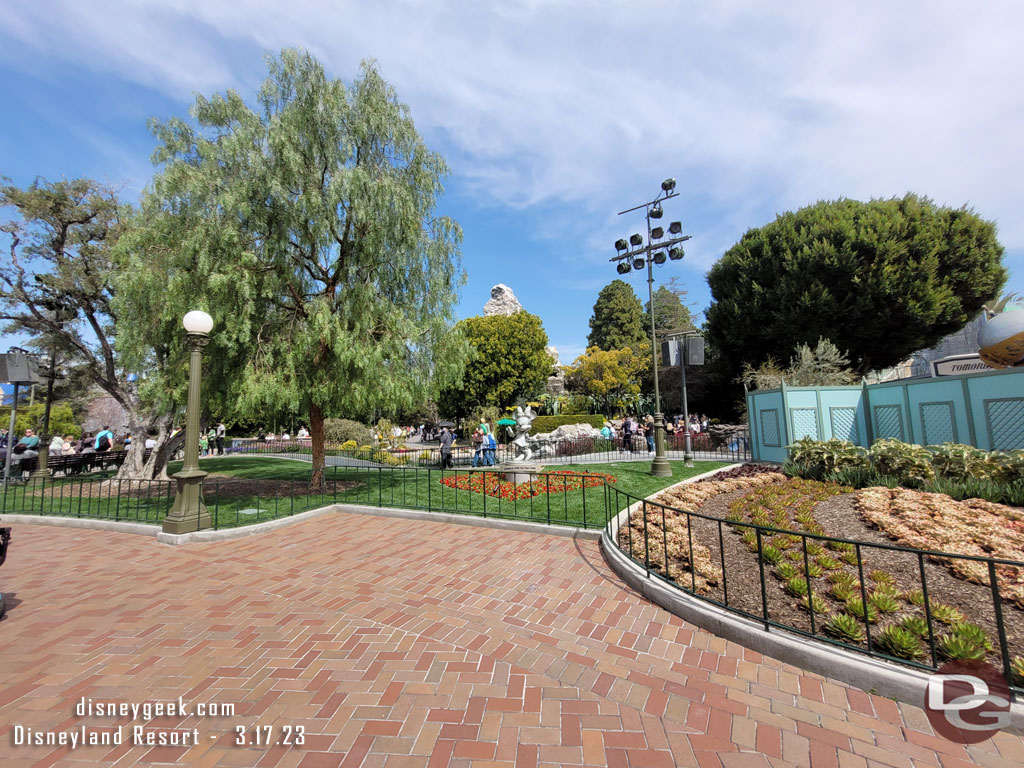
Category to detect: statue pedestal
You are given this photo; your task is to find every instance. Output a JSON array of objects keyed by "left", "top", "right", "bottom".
[{"left": 499, "top": 462, "right": 540, "bottom": 484}]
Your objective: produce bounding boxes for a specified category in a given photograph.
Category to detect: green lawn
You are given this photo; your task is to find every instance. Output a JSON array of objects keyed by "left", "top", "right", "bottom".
[{"left": 1, "top": 456, "right": 731, "bottom": 530}]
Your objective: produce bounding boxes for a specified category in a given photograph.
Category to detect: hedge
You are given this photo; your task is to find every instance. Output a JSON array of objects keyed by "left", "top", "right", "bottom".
[{"left": 531, "top": 414, "right": 606, "bottom": 434}]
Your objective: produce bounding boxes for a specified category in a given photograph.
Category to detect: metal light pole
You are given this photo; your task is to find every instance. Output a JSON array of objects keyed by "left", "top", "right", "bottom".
[
  {"left": 667, "top": 331, "right": 699, "bottom": 468},
  {"left": 612, "top": 178, "right": 692, "bottom": 478},
  {"left": 163, "top": 311, "right": 213, "bottom": 534}
]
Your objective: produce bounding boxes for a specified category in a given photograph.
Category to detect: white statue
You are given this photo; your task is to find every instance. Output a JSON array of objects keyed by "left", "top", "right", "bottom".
[{"left": 510, "top": 406, "right": 537, "bottom": 463}]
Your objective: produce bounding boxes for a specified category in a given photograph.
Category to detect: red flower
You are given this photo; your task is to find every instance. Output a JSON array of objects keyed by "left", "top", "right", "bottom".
[{"left": 439, "top": 470, "right": 616, "bottom": 499}]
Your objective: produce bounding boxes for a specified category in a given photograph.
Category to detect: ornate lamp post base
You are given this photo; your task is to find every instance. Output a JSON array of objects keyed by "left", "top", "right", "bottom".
[
  {"left": 650, "top": 412, "right": 672, "bottom": 477},
  {"left": 163, "top": 468, "right": 211, "bottom": 534}
]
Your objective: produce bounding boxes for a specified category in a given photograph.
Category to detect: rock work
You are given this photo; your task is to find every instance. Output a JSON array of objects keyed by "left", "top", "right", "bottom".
[
  {"left": 528, "top": 423, "right": 603, "bottom": 458},
  {"left": 483, "top": 284, "right": 523, "bottom": 316},
  {"left": 545, "top": 346, "right": 566, "bottom": 395}
]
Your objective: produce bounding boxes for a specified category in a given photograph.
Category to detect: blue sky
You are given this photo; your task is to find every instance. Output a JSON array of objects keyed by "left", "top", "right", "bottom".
[{"left": 2, "top": 1, "right": 1023, "bottom": 366}]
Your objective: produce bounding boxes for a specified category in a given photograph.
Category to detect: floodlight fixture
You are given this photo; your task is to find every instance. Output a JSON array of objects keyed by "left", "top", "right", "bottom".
[
  {"left": 633, "top": 258, "right": 645, "bottom": 270},
  {"left": 649, "top": 202, "right": 663, "bottom": 219},
  {"left": 617, "top": 262, "right": 632, "bottom": 274},
  {"left": 629, "top": 233, "right": 643, "bottom": 247},
  {"left": 669, "top": 247, "right": 684, "bottom": 260},
  {"left": 668, "top": 221, "right": 682, "bottom": 235},
  {"left": 614, "top": 238, "right": 629, "bottom": 252},
  {"left": 661, "top": 178, "right": 676, "bottom": 192},
  {"left": 653, "top": 252, "right": 667, "bottom": 265},
  {"left": 651, "top": 226, "right": 664, "bottom": 240}
]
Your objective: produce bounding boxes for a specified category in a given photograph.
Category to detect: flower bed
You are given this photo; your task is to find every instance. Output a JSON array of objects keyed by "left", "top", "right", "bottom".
[{"left": 438, "top": 470, "right": 616, "bottom": 501}]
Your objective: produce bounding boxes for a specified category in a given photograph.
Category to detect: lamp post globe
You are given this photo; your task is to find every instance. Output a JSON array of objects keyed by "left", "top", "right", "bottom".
[{"left": 183, "top": 310, "right": 214, "bottom": 335}]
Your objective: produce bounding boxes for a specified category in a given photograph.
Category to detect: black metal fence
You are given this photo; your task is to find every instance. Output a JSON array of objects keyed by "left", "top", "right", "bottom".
[
  {"left": 0, "top": 475, "right": 175, "bottom": 523},
  {"left": 605, "top": 484, "right": 1024, "bottom": 699}
]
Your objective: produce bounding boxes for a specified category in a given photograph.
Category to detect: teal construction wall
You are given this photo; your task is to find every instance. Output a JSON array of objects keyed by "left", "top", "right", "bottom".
[{"left": 746, "top": 368, "right": 1024, "bottom": 462}]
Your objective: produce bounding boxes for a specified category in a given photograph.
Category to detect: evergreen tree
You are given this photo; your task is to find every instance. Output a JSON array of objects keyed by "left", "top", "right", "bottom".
[
  {"left": 645, "top": 280, "right": 694, "bottom": 340},
  {"left": 706, "top": 194, "right": 1006, "bottom": 378},
  {"left": 587, "top": 279, "right": 647, "bottom": 351}
]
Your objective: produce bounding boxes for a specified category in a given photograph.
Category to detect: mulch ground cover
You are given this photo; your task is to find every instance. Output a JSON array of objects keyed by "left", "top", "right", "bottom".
[{"left": 623, "top": 470, "right": 1024, "bottom": 672}]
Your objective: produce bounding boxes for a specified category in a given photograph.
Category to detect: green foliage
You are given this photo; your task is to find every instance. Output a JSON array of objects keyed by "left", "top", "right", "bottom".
[
  {"left": 868, "top": 591, "right": 901, "bottom": 614},
  {"left": 760, "top": 545, "right": 783, "bottom": 565},
  {"left": 6, "top": 402, "right": 81, "bottom": 439},
  {"left": 869, "top": 439, "right": 935, "bottom": 485},
  {"left": 1011, "top": 657, "right": 1024, "bottom": 686},
  {"left": 950, "top": 622, "right": 993, "bottom": 652},
  {"left": 904, "top": 590, "right": 925, "bottom": 606},
  {"left": 936, "top": 633, "right": 987, "bottom": 662},
  {"left": 875, "top": 626, "right": 926, "bottom": 660},
  {"left": 784, "top": 576, "right": 809, "bottom": 597},
  {"left": 787, "top": 438, "right": 869, "bottom": 474},
  {"left": 927, "top": 443, "right": 993, "bottom": 481},
  {"left": 530, "top": 414, "right": 607, "bottom": 434},
  {"left": 990, "top": 450, "right": 1024, "bottom": 483},
  {"left": 829, "top": 582, "right": 856, "bottom": 602},
  {"left": 121, "top": 49, "right": 468, "bottom": 485},
  {"left": 845, "top": 597, "right": 878, "bottom": 624},
  {"left": 707, "top": 194, "right": 1006, "bottom": 378},
  {"left": 645, "top": 282, "right": 694, "bottom": 341},
  {"left": 744, "top": 338, "right": 858, "bottom": 391},
  {"left": 323, "top": 419, "right": 372, "bottom": 446},
  {"left": 564, "top": 346, "right": 647, "bottom": 415},
  {"left": 439, "top": 312, "right": 550, "bottom": 412},
  {"left": 775, "top": 562, "right": 800, "bottom": 581},
  {"left": 931, "top": 603, "right": 965, "bottom": 625},
  {"left": 898, "top": 616, "right": 930, "bottom": 638},
  {"left": 800, "top": 594, "right": 827, "bottom": 614},
  {"left": 587, "top": 279, "right": 648, "bottom": 351},
  {"left": 824, "top": 613, "right": 866, "bottom": 643}
]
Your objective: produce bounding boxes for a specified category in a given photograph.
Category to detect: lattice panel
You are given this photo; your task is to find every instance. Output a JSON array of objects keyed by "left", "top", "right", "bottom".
[
  {"left": 830, "top": 407, "right": 859, "bottom": 443},
  {"left": 874, "top": 405, "right": 904, "bottom": 441},
  {"left": 791, "top": 408, "right": 819, "bottom": 441},
  {"left": 921, "top": 402, "right": 956, "bottom": 445},
  {"left": 760, "top": 409, "right": 781, "bottom": 446},
  {"left": 986, "top": 398, "right": 1024, "bottom": 450}
]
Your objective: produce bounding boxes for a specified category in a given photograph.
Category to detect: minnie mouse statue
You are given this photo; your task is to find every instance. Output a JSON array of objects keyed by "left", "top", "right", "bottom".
[{"left": 510, "top": 406, "right": 536, "bottom": 463}]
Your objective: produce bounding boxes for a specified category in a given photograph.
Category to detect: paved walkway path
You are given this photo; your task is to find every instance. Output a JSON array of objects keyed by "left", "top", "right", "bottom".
[{"left": 1, "top": 514, "right": 1021, "bottom": 767}]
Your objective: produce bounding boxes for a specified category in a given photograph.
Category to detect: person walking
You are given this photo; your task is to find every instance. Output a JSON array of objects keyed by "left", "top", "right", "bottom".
[
  {"left": 439, "top": 426, "right": 454, "bottom": 469},
  {"left": 471, "top": 427, "right": 485, "bottom": 467},
  {"left": 94, "top": 426, "right": 113, "bottom": 452}
]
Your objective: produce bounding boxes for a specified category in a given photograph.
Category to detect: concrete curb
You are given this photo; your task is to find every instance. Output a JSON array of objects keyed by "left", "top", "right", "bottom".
[
  {"left": 156, "top": 505, "right": 342, "bottom": 545},
  {"left": 0, "top": 514, "right": 159, "bottom": 537},
  {"left": 599, "top": 473, "right": 1024, "bottom": 732}
]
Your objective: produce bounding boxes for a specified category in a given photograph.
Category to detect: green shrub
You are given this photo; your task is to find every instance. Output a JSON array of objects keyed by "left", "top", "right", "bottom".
[
  {"left": 868, "top": 591, "right": 900, "bottom": 614},
  {"left": 324, "top": 418, "right": 373, "bottom": 446},
  {"left": 824, "top": 613, "right": 865, "bottom": 643},
  {"left": 875, "top": 626, "right": 926, "bottom": 660},
  {"left": 845, "top": 597, "right": 878, "bottom": 624},
  {"left": 800, "top": 594, "right": 827, "bottom": 614},
  {"left": 760, "top": 545, "right": 783, "bottom": 565},
  {"left": 775, "top": 562, "right": 800, "bottom": 581},
  {"left": 927, "top": 443, "right": 992, "bottom": 481},
  {"left": 530, "top": 414, "right": 606, "bottom": 434},
  {"left": 784, "top": 577, "right": 809, "bottom": 597},
  {"left": 950, "top": 622, "right": 993, "bottom": 652},
  {"left": 786, "top": 438, "right": 869, "bottom": 474},
  {"left": 931, "top": 603, "right": 965, "bottom": 625},
  {"left": 340, "top": 439, "right": 358, "bottom": 451},
  {"left": 829, "top": 582, "right": 856, "bottom": 602},
  {"left": 989, "top": 450, "right": 1024, "bottom": 484},
  {"left": 869, "top": 439, "right": 935, "bottom": 485},
  {"left": 815, "top": 554, "right": 840, "bottom": 571}
]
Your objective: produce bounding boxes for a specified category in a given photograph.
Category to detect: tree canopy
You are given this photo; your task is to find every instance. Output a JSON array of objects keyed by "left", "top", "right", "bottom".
[
  {"left": 565, "top": 346, "right": 646, "bottom": 415},
  {"left": 587, "top": 279, "right": 647, "bottom": 351},
  {"left": 118, "top": 49, "right": 467, "bottom": 485},
  {"left": 706, "top": 194, "right": 1006, "bottom": 376},
  {"left": 439, "top": 312, "right": 550, "bottom": 413},
  {"left": 645, "top": 281, "right": 694, "bottom": 340}
]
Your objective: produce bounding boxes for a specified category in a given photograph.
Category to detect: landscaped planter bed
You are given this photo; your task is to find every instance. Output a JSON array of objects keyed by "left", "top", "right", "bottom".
[{"left": 618, "top": 466, "right": 1024, "bottom": 679}]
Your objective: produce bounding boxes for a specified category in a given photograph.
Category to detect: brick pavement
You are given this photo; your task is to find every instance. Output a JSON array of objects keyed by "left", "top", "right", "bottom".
[{"left": 0, "top": 513, "right": 1021, "bottom": 767}]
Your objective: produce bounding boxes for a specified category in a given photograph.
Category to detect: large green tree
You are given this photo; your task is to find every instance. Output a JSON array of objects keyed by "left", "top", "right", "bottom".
[
  {"left": 587, "top": 279, "right": 647, "bottom": 351},
  {"left": 706, "top": 194, "right": 1006, "bottom": 377},
  {"left": 0, "top": 177, "right": 185, "bottom": 480},
  {"left": 565, "top": 346, "right": 646, "bottom": 415},
  {"left": 439, "top": 312, "right": 550, "bottom": 414},
  {"left": 645, "top": 280, "right": 694, "bottom": 340},
  {"left": 120, "top": 49, "right": 468, "bottom": 487}
]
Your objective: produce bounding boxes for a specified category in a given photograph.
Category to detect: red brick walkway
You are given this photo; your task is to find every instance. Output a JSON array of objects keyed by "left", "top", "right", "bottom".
[{"left": 1, "top": 514, "right": 1021, "bottom": 767}]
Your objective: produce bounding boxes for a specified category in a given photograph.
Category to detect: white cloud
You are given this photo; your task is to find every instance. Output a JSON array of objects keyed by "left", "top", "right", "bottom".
[{"left": 5, "top": 0, "right": 1024, "bottom": 262}]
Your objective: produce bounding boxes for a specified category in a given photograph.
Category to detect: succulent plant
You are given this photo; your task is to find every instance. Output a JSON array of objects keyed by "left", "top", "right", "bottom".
[
  {"left": 741, "top": 530, "right": 758, "bottom": 552},
  {"left": 786, "top": 550, "right": 803, "bottom": 561},
  {"left": 845, "top": 597, "right": 878, "bottom": 624},
  {"left": 784, "top": 576, "right": 810, "bottom": 598},
  {"left": 869, "top": 591, "right": 901, "bottom": 614},
  {"left": 875, "top": 626, "right": 926, "bottom": 661},
  {"left": 803, "top": 561, "right": 824, "bottom": 579},
  {"left": 829, "top": 582, "right": 856, "bottom": 602},
  {"left": 829, "top": 541, "right": 855, "bottom": 554},
  {"left": 904, "top": 589, "right": 925, "bottom": 606},
  {"left": 1012, "top": 657, "right": 1024, "bottom": 686},
  {"left": 950, "top": 622, "right": 993, "bottom": 652},
  {"left": 815, "top": 554, "right": 840, "bottom": 571},
  {"left": 868, "top": 570, "right": 896, "bottom": 587},
  {"left": 800, "top": 594, "right": 827, "bottom": 614},
  {"left": 770, "top": 534, "right": 791, "bottom": 550},
  {"left": 897, "top": 615, "right": 930, "bottom": 639},
  {"left": 936, "top": 633, "right": 987, "bottom": 662},
  {"left": 775, "top": 562, "right": 800, "bottom": 581},
  {"left": 931, "top": 603, "right": 965, "bottom": 625},
  {"left": 805, "top": 541, "right": 824, "bottom": 557},
  {"left": 824, "top": 612, "right": 866, "bottom": 643},
  {"left": 840, "top": 550, "right": 861, "bottom": 567}
]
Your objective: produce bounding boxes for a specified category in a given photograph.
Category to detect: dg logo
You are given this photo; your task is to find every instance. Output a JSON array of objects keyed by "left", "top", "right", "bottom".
[{"left": 925, "top": 661, "right": 1012, "bottom": 744}]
